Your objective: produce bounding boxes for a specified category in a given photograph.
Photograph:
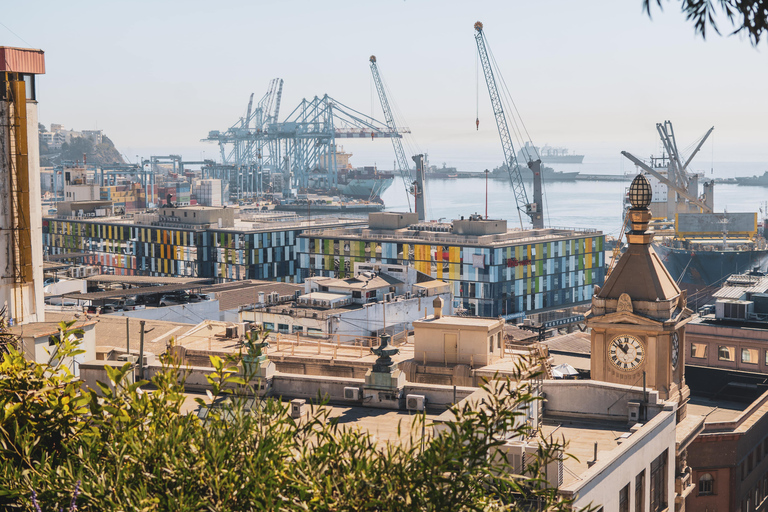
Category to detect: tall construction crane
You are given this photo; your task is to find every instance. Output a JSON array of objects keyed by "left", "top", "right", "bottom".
[
  {"left": 369, "top": 55, "right": 414, "bottom": 212},
  {"left": 474, "top": 22, "right": 543, "bottom": 229}
]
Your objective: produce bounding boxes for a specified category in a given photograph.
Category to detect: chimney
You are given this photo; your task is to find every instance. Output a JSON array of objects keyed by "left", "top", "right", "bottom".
[{"left": 433, "top": 296, "right": 444, "bottom": 319}]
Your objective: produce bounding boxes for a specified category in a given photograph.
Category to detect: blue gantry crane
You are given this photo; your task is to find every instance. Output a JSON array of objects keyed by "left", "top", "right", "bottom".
[{"left": 474, "top": 21, "right": 543, "bottom": 229}]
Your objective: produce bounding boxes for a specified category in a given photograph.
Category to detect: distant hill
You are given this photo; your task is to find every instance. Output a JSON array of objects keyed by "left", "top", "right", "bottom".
[{"left": 40, "top": 133, "right": 125, "bottom": 167}]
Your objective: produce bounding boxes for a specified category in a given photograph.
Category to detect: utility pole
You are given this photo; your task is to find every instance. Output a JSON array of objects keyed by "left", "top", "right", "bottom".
[{"left": 139, "top": 320, "right": 146, "bottom": 380}]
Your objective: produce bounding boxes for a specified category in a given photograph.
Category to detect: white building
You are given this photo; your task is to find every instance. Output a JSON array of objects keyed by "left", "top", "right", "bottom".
[{"left": 241, "top": 263, "right": 452, "bottom": 339}]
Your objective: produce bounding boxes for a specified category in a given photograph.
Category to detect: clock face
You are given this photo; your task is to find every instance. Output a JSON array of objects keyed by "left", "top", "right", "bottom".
[
  {"left": 671, "top": 332, "right": 680, "bottom": 369},
  {"left": 609, "top": 334, "right": 645, "bottom": 371}
]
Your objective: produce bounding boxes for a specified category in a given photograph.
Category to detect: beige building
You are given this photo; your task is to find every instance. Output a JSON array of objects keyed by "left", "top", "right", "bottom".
[{"left": 413, "top": 297, "right": 504, "bottom": 366}]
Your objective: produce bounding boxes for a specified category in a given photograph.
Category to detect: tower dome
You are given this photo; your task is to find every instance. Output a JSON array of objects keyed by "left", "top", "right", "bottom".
[{"left": 628, "top": 174, "right": 652, "bottom": 209}]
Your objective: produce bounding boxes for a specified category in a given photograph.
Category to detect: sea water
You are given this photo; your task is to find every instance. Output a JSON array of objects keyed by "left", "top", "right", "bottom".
[{"left": 381, "top": 159, "right": 768, "bottom": 237}]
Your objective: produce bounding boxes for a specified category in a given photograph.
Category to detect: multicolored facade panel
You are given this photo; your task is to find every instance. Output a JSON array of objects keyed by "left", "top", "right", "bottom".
[
  {"left": 297, "top": 234, "right": 605, "bottom": 317},
  {"left": 42, "top": 218, "right": 304, "bottom": 283}
]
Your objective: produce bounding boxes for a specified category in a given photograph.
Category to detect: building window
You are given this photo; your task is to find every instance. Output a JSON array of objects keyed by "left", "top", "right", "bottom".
[
  {"left": 742, "top": 348, "right": 758, "bottom": 364},
  {"left": 690, "top": 343, "right": 707, "bottom": 359},
  {"left": 698, "top": 473, "right": 714, "bottom": 495},
  {"left": 765, "top": 349, "right": 768, "bottom": 366},
  {"left": 635, "top": 470, "right": 645, "bottom": 511},
  {"left": 263, "top": 322, "right": 274, "bottom": 332},
  {"left": 650, "top": 450, "right": 668, "bottom": 512},
  {"left": 619, "top": 483, "right": 629, "bottom": 512},
  {"left": 489, "top": 335, "right": 493, "bottom": 353},
  {"left": 277, "top": 324, "right": 289, "bottom": 334},
  {"left": 718, "top": 345, "right": 735, "bottom": 361}
]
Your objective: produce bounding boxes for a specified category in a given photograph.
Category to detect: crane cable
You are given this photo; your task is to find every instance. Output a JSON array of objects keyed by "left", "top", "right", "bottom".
[
  {"left": 475, "top": 50, "right": 480, "bottom": 130},
  {"left": 608, "top": 215, "right": 629, "bottom": 276}
]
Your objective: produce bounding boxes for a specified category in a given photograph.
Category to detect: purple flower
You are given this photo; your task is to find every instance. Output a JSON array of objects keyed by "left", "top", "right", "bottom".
[
  {"left": 69, "top": 480, "right": 81, "bottom": 510},
  {"left": 31, "top": 490, "right": 42, "bottom": 512}
]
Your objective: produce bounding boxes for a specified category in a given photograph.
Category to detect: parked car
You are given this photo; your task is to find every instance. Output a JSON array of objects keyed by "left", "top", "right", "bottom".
[{"left": 159, "top": 293, "right": 190, "bottom": 307}]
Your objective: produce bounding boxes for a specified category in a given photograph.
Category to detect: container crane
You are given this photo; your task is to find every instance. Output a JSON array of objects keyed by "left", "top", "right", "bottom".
[
  {"left": 621, "top": 122, "right": 715, "bottom": 214},
  {"left": 474, "top": 21, "right": 543, "bottom": 229},
  {"left": 369, "top": 55, "right": 414, "bottom": 212}
]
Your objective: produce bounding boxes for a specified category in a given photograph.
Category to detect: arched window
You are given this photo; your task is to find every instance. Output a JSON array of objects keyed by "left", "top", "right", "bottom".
[{"left": 699, "top": 473, "right": 714, "bottom": 495}]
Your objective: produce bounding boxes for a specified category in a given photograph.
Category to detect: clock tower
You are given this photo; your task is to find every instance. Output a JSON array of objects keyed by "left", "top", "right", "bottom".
[{"left": 587, "top": 174, "right": 693, "bottom": 419}]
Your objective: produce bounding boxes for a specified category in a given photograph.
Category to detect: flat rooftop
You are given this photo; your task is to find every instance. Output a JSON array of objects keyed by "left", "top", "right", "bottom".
[
  {"left": 541, "top": 417, "right": 634, "bottom": 486},
  {"left": 415, "top": 315, "right": 501, "bottom": 327},
  {"left": 46, "top": 312, "right": 197, "bottom": 355},
  {"left": 301, "top": 224, "right": 601, "bottom": 248},
  {"left": 45, "top": 211, "right": 367, "bottom": 234},
  {"left": 687, "top": 396, "right": 748, "bottom": 423}
]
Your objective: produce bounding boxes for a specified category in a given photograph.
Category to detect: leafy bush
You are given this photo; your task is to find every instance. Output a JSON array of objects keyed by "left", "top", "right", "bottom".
[{"left": 0, "top": 322, "right": 588, "bottom": 511}]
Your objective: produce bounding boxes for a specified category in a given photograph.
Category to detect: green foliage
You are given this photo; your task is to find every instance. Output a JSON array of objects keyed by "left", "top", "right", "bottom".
[
  {"left": 644, "top": 0, "right": 768, "bottom": 45},
  {"left": 0, "top": 322, "right": 588, "bottom": 511}
]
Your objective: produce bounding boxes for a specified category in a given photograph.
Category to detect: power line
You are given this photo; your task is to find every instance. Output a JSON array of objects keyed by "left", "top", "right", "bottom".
[{"left": 0, "top": 21, "right": 33, "bottom": 49}]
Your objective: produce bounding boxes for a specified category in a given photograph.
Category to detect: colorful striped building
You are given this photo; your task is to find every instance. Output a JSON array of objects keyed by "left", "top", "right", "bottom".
[
  {"left": 43, "top": 204, "right": 366, "bottom": 283},
  {"left": 297, "top": 213, "right": 605, "bottom": 317}
]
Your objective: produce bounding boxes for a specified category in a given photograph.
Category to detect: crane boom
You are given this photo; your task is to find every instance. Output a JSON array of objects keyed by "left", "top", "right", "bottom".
[
  {"left": 474, "top": 22, "right": 542, "bottom": 228},
  {"left": 369, "top": 55, "right": 413, "bottom": 211}
]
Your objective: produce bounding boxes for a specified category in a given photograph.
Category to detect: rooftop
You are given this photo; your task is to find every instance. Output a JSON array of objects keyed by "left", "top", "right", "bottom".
[
  {"left": 414, "top": 315, "right": 503, "bottom": 328},
  {"left": 301, "top": 223, "right": 600, "bottom": 248},
  {"left": 10, "top": 319, "right": 96, "bottom": 339},
  {"left": 541, "top": 417, "right": 634, "bottom": 485},
  {"left": 45, "top": 312, "right": 197, "bottom": 355}
]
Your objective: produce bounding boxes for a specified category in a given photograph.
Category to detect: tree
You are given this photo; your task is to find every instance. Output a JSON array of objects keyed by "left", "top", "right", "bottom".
[
  {"left": 644, "top": 0, "right": 768, "bottom": 45},
  {"left": 59, "top": 136, "right": 95, "bottom": 164},
  {"left": 0, "top": 323, "right": 591, "bottom": 511}
]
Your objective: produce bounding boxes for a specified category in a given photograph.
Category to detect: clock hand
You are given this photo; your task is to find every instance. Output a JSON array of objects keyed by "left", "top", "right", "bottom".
[{"left": 619, "top": 343, "right": 629, "bottom": 354}]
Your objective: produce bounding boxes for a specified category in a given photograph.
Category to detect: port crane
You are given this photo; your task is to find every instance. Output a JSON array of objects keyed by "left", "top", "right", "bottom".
[
  {"left": 474, "top": 21, "right": 544, "bottom": 229},
  {"left": 369, "top": 55, "right": 414, "bottom": 213},
  {"left": 621, "top": 121, "right": 715, "bottom": 214}
]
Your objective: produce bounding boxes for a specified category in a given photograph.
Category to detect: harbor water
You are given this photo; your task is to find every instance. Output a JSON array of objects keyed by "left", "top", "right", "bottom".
[{"left": 382, "top": 159, "right": 768, "bottom": 237}]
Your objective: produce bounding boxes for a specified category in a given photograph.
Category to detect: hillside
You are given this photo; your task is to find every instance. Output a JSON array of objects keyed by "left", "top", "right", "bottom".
[{"left": 40, "top": 133, "right": 125, "bottom": 167}]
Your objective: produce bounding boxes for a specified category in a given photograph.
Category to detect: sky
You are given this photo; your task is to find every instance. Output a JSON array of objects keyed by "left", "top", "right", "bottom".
[{"left": 3, "top": 0, "right": 767, "bottom": 171}]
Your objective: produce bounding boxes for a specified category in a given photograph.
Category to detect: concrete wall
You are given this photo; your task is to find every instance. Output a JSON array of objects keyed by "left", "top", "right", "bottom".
[
  {"left": 44, "top": 278, "right": 86, "bottom": 296},
  {"left": 110, "top": 300, "right": 220, "bottom": 324},
  {"left": 368, "top": 212, "right": 418, "bottom": 230},
  {"left": 452, "top": 218, "right": 507, "bottom": 236},
  {"left": 542, "top": 380, "right": 662, "bottom": 422}
]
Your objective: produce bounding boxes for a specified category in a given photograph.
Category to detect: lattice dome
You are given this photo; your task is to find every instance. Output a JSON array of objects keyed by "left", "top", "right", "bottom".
[{"left": 628, "top": 174, "right": 652, "bottom": 209}]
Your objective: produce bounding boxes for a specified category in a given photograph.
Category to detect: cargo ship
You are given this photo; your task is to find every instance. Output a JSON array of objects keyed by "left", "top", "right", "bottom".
[
  {"left": 735, "top": 171, "right": 768, "bottom": 187},
  {"left": 491, "top": 163, "right": 580, "bottom": 181},
  {"left": 621, "top": 121, "right": 768, "bottom": 306},
  {"left": 311, "top": 147, "right": 395, "bottom": 199},
  {"left": 426, "top": 163, "right": 459, "bottom": 179},
  {"left": 517, "top": 142, "right": 584, "bottom": 164}
]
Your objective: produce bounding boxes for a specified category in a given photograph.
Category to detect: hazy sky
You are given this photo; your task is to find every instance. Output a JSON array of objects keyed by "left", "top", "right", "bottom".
[{"left": 4, "top": 0, "right": 767, "bottom": 171}]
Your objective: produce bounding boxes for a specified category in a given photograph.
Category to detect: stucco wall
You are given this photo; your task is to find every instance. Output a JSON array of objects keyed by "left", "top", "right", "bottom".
[{"left": 413, "top": 317, "right": 504, "bottom": 366}]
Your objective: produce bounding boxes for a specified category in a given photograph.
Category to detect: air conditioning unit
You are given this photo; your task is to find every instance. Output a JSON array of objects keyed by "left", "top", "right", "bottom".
[
  {"left": 225, "top": 326, "right": 239, "bottom": 339},
  {"left": 117, "top": 354, "right": 138, "bottom": 364},
  {"left": 406, "top": 394, "right": 426, "bottom": 411},
  {"left": 344, "top": 387, "right": 360, "bottom": 400}
]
